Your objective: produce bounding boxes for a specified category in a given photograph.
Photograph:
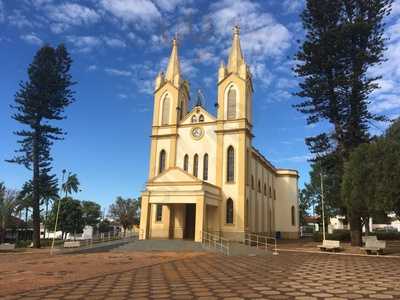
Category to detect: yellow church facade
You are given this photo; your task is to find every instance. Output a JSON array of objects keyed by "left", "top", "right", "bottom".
[{"left": 139, "top": 27, "right": 299, "bottom": 242}]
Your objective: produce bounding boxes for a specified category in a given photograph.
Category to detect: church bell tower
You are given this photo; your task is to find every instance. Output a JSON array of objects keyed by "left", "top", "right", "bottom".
[{"left": 148, "top": 38, "right": 190, "bottom": 178}]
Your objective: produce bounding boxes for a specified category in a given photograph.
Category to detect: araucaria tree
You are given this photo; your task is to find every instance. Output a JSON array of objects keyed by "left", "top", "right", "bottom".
[
  {"left": 8, "top": 45, "right": 75, "bottom": 248},
  {"left": 295, "top": 0, "right": 392, "bottom": 245}
]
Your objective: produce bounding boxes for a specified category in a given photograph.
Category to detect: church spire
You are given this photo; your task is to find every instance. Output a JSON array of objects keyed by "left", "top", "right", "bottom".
[
  {"left": 165, "top": 37, "right": 181, "bottom": 86},
  {"left": 227, "top": 25, "right": 245, "bottom": 73}
]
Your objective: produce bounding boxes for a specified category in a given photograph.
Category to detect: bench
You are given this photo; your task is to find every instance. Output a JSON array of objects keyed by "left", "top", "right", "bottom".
[
  {"left": 318, "top": 240, "right": 341, "bottom": 252},
  {"left": 0, "top": 243, "right": 15, "bottom": 250},
  {"left": 362, "top": 238, "right": 386, "bottom": 255},
  {"left": 362, "top": 238, "right": 400, "bottom": 255},
  {"left": 63, "top": 241, "right": 81, "bottom": 248}
]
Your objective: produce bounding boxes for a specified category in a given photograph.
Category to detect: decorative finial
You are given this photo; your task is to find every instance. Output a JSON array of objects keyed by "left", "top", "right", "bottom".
[
  {"left": 233, "top": 25, "right": 240, "bottom": 36},
  {"left": 196, "top": 89, "right": 204, "bottom": 107},
  {"left": 173, "top": 31, "right": 179, "bottom": 46}
]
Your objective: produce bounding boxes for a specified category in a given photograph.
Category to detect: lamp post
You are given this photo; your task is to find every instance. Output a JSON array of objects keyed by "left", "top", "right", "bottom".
[
  {"left": 319, "top": 163, "right": 326, "bottom": 242},
  {"left": 50, "top": 169, "right": 66, "bottom": 255}
]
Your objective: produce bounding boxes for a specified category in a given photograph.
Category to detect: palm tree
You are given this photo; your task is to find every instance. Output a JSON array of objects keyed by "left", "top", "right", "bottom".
[
  {"left": 52, "top": 172, "right": 80, "bottom": 245},
  {"left": 62, "top": 173, "right": 80, "bottom": 198},
  {"left": 0, "top": 183, "right": 17, "bottom": 243}
]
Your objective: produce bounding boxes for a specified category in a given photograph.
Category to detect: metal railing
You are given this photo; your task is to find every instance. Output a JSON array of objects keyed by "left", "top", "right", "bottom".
[
  {"left": 138, "top": 228, "right": 145, "bottom": 240},
  {"left": 52, "top": 230, "right": 138, "bottom": 254},
  {"left": 201, "top": 231, "right": 230, "bottom": 256},
  {"left": 243, "top": 232, "right": 278, "bottom": 255}
]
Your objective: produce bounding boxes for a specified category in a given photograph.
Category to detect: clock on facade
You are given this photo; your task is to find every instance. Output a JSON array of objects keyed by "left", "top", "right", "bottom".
[{"left": 191, "top": 127, "right": 204, "bottom": 140}]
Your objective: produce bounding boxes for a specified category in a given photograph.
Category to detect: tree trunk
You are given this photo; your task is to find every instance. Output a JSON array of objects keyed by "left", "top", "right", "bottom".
[
  {"left": 364, "top": 217, "right": 370, "bottom": 236},
  {"left": 350, "top": 213, "right": 362, "bottom": 246},
  {"left": 44, "top": 199, "right": 48, "bottom": 239},
  {"left": 0, "top": 220, "right": 5, "bottom": 243},
  {"left": 32, "top": 130, "right": 41, "bottom": 248}
]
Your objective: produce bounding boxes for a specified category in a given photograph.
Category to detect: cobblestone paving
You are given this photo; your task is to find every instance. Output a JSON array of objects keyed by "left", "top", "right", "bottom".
[{"left": 4, "top": 252, "right": 400, "bottom": 300}]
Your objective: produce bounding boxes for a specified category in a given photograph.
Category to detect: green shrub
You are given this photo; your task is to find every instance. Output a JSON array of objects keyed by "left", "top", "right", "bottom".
[
  {"left": 375, "top": 232, "right": 400, "bottom": 240},
  {"left": 312, "top": 230, "right": 351, "bottom": 242},
  {"left": 15, "top": 240, "right": 32, "bottom": 248}
]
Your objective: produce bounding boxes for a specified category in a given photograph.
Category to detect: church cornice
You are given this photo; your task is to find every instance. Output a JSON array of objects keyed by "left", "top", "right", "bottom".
[
  {"left": 150, "top": 133, "right": 179, "bottom": 139},
  {"left": 216, "top": 118, "right": 253, "bottom": 128},
  {"left": 215, "top": 127, "right": 254, "bottom": 138}
]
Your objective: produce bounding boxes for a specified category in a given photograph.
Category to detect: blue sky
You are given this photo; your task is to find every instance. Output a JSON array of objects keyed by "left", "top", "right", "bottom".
[{"left": 1, "top": 0, "right": 399, "bottom": 212}]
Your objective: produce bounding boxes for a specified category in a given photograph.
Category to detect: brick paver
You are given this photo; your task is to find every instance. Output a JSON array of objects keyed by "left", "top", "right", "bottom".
[{"left": 3, "top": 252, "right": 400, "bottom": 299}]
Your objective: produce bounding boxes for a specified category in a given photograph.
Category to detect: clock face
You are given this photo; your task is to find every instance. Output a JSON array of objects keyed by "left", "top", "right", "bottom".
[{"left": 191, "top": 127, "right": 204, "bottom": 140}]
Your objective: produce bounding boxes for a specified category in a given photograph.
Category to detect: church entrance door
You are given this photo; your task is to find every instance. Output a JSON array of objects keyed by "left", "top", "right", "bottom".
[{"left": 184, "top": 204, "right": 196, "bottom": 240}]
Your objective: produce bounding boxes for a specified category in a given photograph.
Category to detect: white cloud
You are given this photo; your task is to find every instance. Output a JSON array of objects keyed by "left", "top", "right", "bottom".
[
  {"left": 367, "top": 13, "right": 400, "bottom": 118},
  {"left": 66, "top": 35, "right": 102, "bottom": 53},
  {"left": 242, "top": 25, "right": 291, "bottom": 59},
  {"left": 127, "top": 32, "right": 145, "bottom": 45},
  {"left": 282, "top": 0, "right": 304, "bottom": 14},
  {"left": 204, "top": 0, "right": 292, "bottom": 89},
  {"left": 390, "top": 0, "right": 400, "bottom": 17},
  {"left": 105, "top": 68, "right": 132, "bottom": 77},
  {"left": 46, "top": 3, "right": 100, "bottom": 32},
  {"left": 118, "top": 93, "right": 128, "bottom": 99},
  {"left": 8, "top": 10, "right": 34, "bottom": 28},
  {"left": 153, "top": 0, "right": 186, "bottom": 12},
  {"left": 20, "top": 33, "right": 43, "bottom": 45},
  {"left": 370, "top": 94, "right": 400, "bottom": 113},
  {"left": 103, "top": 37, "right": 126, "bottom": 48},
  {"left": 0, "top": 0, "right": 4, "bottom": 23},
  {"left": 207, "top": 0, "right": 291, "bottom": 61},
  {"left": 87, "top": 65, "right": 97, "bottom": 71},
  {"left": 100, "top": 0, "right": 160, "bottom": 24},
  {"left": 31, "top": 0, "right": 53, "bottom": 8},
  {"left": 250, "top": 62, "right": 273, "bottom": 86},
  {"left": 193, "top": 47, "right": 218, "bottom": 65}
]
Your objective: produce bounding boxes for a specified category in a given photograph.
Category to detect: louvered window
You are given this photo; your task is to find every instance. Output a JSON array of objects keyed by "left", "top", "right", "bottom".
[{"left": 227, "top": 87, "right": 236, "bottom": 120}]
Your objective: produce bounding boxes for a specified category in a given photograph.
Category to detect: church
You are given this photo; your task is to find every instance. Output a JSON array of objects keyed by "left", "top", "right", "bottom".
[{"left": 139, "top": 26, "right": 299, "bottom": 242}]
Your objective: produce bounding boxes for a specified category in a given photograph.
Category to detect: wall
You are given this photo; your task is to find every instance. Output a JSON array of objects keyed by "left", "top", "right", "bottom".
[{"left": 274, "top": 174, "right": 299, "bottom": 239}]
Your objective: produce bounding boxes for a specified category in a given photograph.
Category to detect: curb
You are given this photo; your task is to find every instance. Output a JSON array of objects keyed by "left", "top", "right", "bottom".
[{"left": 277, "top": 248, "right": 400, "bottom": 258}]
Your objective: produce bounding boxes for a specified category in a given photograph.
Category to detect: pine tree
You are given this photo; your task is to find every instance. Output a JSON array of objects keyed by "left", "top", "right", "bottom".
[
  {"left": 8, "top": 45, "right": 75, "bottom": 248},
  {"left": 294, "top": 0, "right": 392, "bottom": 245}
]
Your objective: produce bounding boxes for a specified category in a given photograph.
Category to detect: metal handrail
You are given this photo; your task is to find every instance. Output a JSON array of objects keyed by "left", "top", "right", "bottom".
[
  {"left": 243, "top": 232, "right": 278, "bottom": 255},
  {"left": 201, "top": 230, "right": 230, "bottom": 256},
  {"left": 139, "top": 228, "right": 145, "bottom": 240}
]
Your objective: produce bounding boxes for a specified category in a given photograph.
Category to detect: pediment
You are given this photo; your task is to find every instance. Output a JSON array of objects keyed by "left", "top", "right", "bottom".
[
  {"left": 181, "top": 106, "right": 216, "bottom": 125},
  {"left": 150, "top": 167, "right": 201, "bottom": 183}
]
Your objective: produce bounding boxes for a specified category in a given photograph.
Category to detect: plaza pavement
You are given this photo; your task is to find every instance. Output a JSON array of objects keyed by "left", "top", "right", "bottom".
[{"left": 2, "top": 249, "right": 400, "bottom": 300}]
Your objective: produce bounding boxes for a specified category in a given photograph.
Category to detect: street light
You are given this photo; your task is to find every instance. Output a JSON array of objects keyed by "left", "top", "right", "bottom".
[
  {"left": 50, "top": 169, "right": 66, "bottom": 255},
  {"left": 319, "top": 161, "right": 326, "bottom": 242}
]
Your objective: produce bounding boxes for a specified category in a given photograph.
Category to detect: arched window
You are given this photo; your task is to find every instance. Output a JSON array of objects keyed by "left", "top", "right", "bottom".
[
  {"left": 159, "top": 150, "right": 166, "bottom": 174},
  {"left": 226, "top": 198, "right": 233, "bottom": 224},
  {"left": 251, "top": 176, "right": 254, "bottom": 189},
  {"left": 183, "top": 154, "right": 189, "bottom": 172},
  {"left": 258, "top": 180, "right": 261, "bottom": 193},
  {"left": 156, "top": 204, "right": 162, "bottom": 222},
  {"left": 193, "top": 154, "right": 198, "bottom": 177},
  {"left": 269, "top": 186, "right": 272, "bottom": 197},
  {"left": 199, "top": 114, "right": 204, "bottom": 122},
  {"left": 161, "top": 95, "right": 170, "bottom": 125},
  {"left": 263, "top": 184, "right": 267, "bottom": 196},
  {"left": 203, "top": 153, "right": 208, "bottom": 180},
  {"left": 227, "top": 146, "right": 234, "bottom": 182},
  {"left": 191, "top": 115, "right": 197, "bottom": 123},
  {"left": 291, "top": 206, "right": 296, "bottom": 226},
  {"left": 227, "top": 86, "right": 236, "bottom": 120}
]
